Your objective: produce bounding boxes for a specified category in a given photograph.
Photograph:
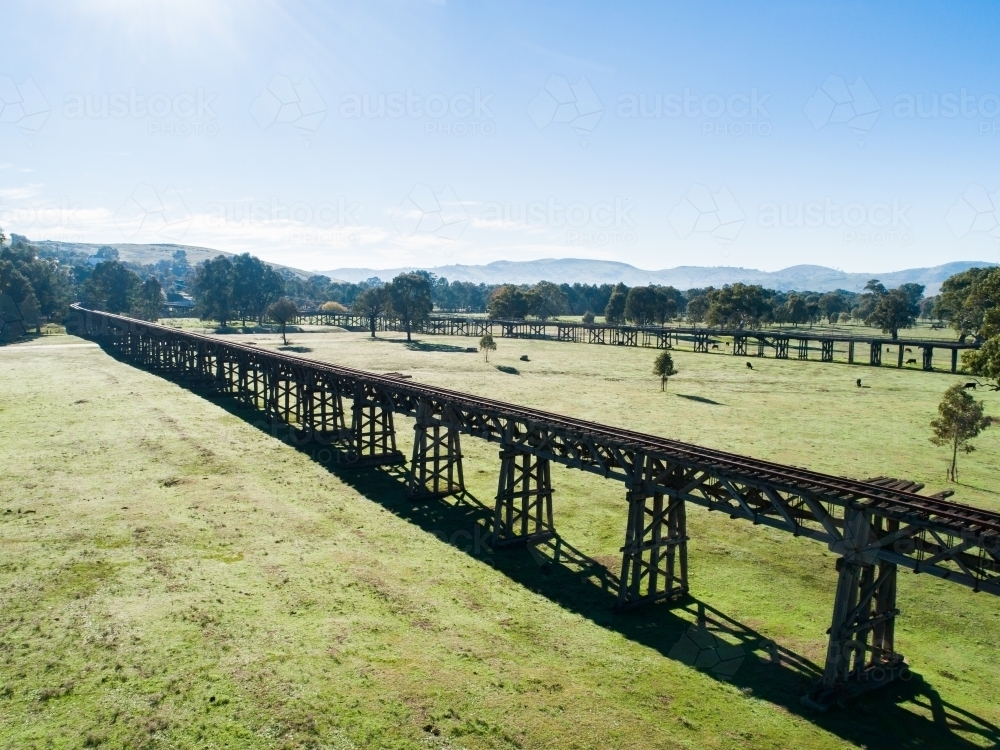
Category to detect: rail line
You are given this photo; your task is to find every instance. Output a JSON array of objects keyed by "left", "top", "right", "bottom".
[{"left": 71, "top": 305, "right": 999, "bottom": 709}]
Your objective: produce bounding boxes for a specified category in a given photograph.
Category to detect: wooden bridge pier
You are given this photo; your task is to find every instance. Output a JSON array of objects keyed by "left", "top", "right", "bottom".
[
  {"left": 869, "top": 342, "right": 882, "bottom": 366},
  {"left": 347, "top": 382, "right": 405, "bottom": 467},
  {"left": 616, "top": 456, "right": 689, "bottom": 610},
  {"left": 407, "top": 400, "right": 465, "bottom": 499},
  {"left": 805, "top": 508, "right": 905, "bottom": 710},
  {"left": 733, "top": 334, "right": 747, "bottom": 356},
  {"left": 693, "top": 332, "right": 710, "bottom": 353},
  {"left": 821, "top": 340, "right": 835, "bottom": 362},
  {"left": 492, "top": 441, "right": 556, "bottom": 547},
  {"left": 922, "top": 346, "right": 934, "bottom": 371},
  {"left": 796, "top": 339, "right": 809, "bottom": 360},
  {"left": 298, "top": 371, "right": 348, "bottom": 443}
]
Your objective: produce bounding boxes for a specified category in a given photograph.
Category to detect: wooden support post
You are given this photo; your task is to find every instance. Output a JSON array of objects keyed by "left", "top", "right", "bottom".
[
  {"left": 733, "top": 335, "right": 747, "bottom": 356},
  {"left": 616, "top": 456, "right": 689, "bottom": 610},
  {"left": 408, "top": 401, "right": 465, "bottom": 499},
  {"left": 848, "top": 340, "right": 855, "bottom": 364},
  {"left": 493, "top": 446, "right": 555, "bottom": 547},
  {"left": 797, "top": 339, "right": 809, "bottom": 360},
  {"left": 952, "top": 348, "right": 959, "bottom": 373},
  {"left": 804, "top": 510, "right": 906, "bottom": 710},
  {"left": 897, "top": 344, "right": 904, "bottom": 369},
  {"left": 922, "top": 346, "right": 933, "bottom": 371},
  {"left": 869, "top": 342, "right": 882, "bottom": 366}
]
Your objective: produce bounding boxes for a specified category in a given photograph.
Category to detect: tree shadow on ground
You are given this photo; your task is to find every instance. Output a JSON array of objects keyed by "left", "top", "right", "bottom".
[
  {"left": 405, "top": 341, "right": 477, "bottom": 354},
  {"left": 675, "top": 393, "right": 723, "bottom": 405},
  {"left": 94, "top": 346, "right": 1000, "bottom": 750}
]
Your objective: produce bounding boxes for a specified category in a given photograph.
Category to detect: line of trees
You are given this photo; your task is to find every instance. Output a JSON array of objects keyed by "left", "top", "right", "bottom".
[{"left": 0, "top": 231, "right": 169, "bottom": 342}]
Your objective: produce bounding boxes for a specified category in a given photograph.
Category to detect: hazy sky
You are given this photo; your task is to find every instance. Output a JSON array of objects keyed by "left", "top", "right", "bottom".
[{"left": 2, "top": 1, "right": 999, "bottom": 274}]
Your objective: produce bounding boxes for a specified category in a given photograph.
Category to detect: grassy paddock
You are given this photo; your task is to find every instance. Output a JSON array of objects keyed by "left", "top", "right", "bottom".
[{"left": 1, "top": 331, "right": 998, "bottom": 750}]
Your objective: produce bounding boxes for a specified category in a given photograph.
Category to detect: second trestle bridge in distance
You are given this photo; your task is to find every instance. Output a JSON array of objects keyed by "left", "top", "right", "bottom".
[{"left": 293, "top": 312, "right": 979, "bottom": 374}]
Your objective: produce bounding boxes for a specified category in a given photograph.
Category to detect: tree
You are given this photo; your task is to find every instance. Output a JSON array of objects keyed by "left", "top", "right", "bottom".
[
  {"left": 192, "top": 256, "right": 235, "bottom": 326},
  {"left": 653, "top": 350, "right": 678, "bottom": 391},
  {"left": 866, "top": 288, "right": 917, "bottom": 339},
  {"left": 930, "top": 384, "right": 992, "bottom": 481},
  {"left": 320, "top": 300, "right": 348, "bottom": 313},
  {"left": 231, "top": 253, "right": 284, "bottom": 325},
  {"left": 582, "top": 311, "right": 595, "bottom": 324},
  {"left": 781, "top": 294, "right": 810, "bottom": 326},
  {"left": 388, "top": 273, "right": 432, "bottom": 342},
  {"left": 624, "top": 286, "right": 663, "bottom": 327},
  {"left": 487, "top": 285, "right": 529, "bottom": 319},
  {"left": 898, "top": 282, "right": 925, "bottom": 308},
  {"left": 919, "top": 297, "right": 937, "bottom": 321},
  {"left": 479, "top": 333, "right": 496, "bottom": 361},
  {"left": 132, "top": 276, "right": 164, "bottom": 321},
  {"left": 0, "top": 259, "right": 40, "bottom": 341},
  {"left": 819, "top": 292, "right": 846, "bottom": 324},
  {"left": 705, "top": 283, "right": 770, "bottom": 329},
  {"left": 266, "top": 297, "right": 298, "bottom": 345},
  {"left": 963, "top": 336, "right": 1000, "bottom": 391},
  {"left": 83, "top": 260, "right": 141, "bottom": 313},
  {"left": 0, "top": 238, "right": 73, "bottom": 324},
  {"left": 353, "top": 286, "right": 389, "bottom": 338},
  {"left": 526, "top": 281, "right": 569, "bottom": 320},
  {"left": 604, "top": 283, "right": 628, "bottom": 324},
  {"left": 686, "top": 294, "right": 710, "bottom": 326}
]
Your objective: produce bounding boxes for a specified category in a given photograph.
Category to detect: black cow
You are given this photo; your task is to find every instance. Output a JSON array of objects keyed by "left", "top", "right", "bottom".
[
  {"left": 746, "top": 362, "right": 753, "bottom": 370},
  {"left": 964, "top": 382, "right": 977, "bottom": 389},
  {"left": 856, "top": 379, "right": 862, "bottom": 388},
  {"left": 906, "top": 358, "right": 917, "bottom": 365}
]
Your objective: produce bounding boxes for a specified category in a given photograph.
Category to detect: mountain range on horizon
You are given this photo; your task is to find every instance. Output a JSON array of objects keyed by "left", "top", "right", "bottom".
[
  {"left": 323, "top": 258, "right": 999, "bottom": 296},
  {"left": 17, "top": 237, "right": 997, "bottom": 297}
]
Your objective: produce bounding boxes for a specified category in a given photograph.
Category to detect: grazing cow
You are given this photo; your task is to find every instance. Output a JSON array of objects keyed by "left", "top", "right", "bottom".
[
  {"left": 964, "top": 382, "right": 977, "bottom": 389},
  {"left": 712, "top": 343, "right": 719, "bottom": 349},
  {"left": 906, "top": 348, "right": 912, "bottom": 353},
  {"left": 856, "top": 379, "right": 862, "bottom": 388},
  {"left": 906, "top": 358, "right": 917, "bottom": 365},
  {"left": 519, "top": 355, "right": 529, "bottom": 361},
  {"left": 746, "top": 362, "right": 753, "bottom": 370}
]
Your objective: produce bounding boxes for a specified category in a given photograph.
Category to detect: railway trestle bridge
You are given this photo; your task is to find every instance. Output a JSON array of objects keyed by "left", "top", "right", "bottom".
[
  {"left": 294, "top": 311, "right": 979, "bottom": 374},
  {"left": 73, "top": 306, "right": 1000, "bottom": 710}
]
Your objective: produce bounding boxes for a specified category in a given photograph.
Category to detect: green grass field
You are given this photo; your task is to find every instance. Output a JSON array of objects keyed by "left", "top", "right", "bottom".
[{"left": 2, "top": 328, "right": 998, "bottom": 750}]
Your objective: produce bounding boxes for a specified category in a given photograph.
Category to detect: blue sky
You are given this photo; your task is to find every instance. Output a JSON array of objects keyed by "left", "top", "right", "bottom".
[{"left": 1, "top": 0, "right": 999, "bottom": 274}]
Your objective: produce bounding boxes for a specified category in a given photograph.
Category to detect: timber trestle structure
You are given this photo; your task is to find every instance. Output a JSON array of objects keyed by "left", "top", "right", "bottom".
[
  {"left": 297, "top": 311, "right": 979, "bottom": 374},
  {"left": 74, "top": 306, "right": 999, "bottom": 709}
]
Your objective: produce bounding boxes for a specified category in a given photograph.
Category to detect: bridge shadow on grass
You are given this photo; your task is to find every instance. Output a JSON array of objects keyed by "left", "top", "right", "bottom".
[
  {"left": 328, "top": 462, "right": 999, "bottom": 750},
  {"left": 94, "top": 346, "right": 999, "bottom": 750}
]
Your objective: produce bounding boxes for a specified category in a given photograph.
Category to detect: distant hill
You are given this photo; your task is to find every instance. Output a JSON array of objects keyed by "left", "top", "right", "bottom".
[
  {"left": 24, "top": 239, "right": 314, "bottom": 279},
  {"left": 322, "top": 259, "right": 999, "bottom": 295}
]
